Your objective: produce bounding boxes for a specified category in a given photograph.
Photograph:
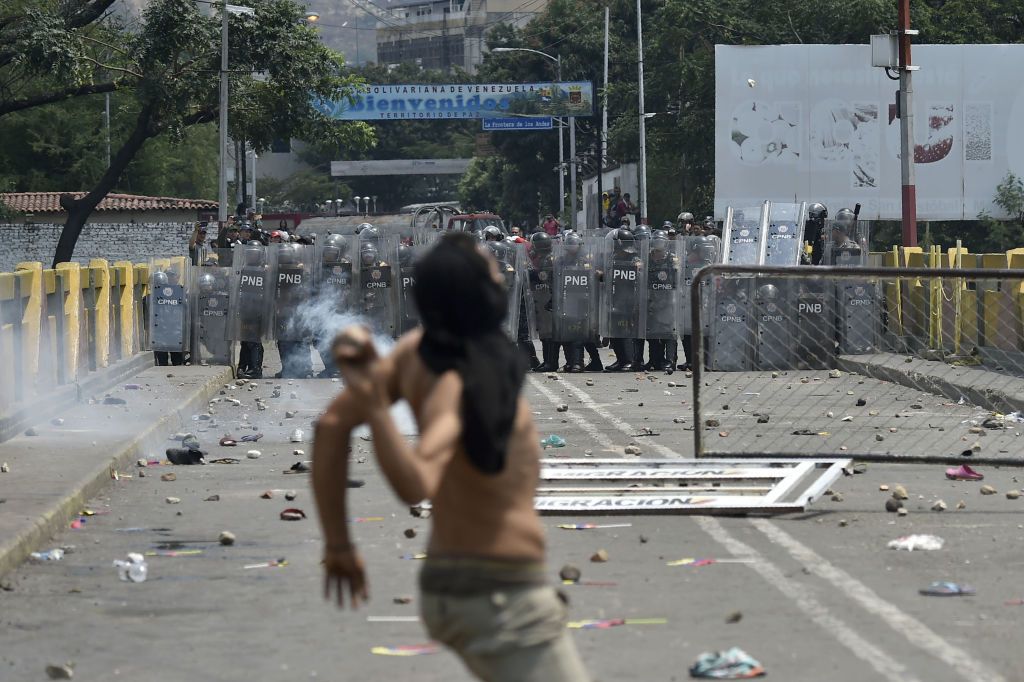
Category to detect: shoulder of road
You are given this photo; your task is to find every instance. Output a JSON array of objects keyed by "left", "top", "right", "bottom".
[{"left": 0, "top": 364, "right": 231, "bottom": 578}]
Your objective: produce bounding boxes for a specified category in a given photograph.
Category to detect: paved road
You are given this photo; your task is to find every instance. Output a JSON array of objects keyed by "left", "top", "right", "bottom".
[{"left": 1, "top": 351, "right": 1023, "bottom": 681}]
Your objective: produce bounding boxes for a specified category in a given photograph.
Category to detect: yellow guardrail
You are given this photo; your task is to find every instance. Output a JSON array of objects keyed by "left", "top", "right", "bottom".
[{"left": 0, "top": 259, "right": 152, "bottom": 416}]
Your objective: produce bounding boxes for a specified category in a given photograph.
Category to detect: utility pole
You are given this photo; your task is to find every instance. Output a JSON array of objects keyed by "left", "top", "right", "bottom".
[
  {"left": 635, "top": 0, "right": 648, "bottom": 225},
  {"left": 569, "top": 114, "right": 577, "bottom": 230},
  {"left": 218, "top": 4, "right": 229, "bottom": 225},
  {"left": 557, "top": 56, "right": 565, "bottom": 222},
  {"left": 898, "top": 0, "right": 918, "bottom": 247},
  {"left": 597, "top": 4, "right": 609, "bottom": 230}
]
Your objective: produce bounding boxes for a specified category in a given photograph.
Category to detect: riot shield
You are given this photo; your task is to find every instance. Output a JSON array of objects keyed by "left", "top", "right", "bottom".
[
  {"left": 823, "top": 219, "right": 869, "bottom": 267},
  {"left": 763, "top": 202, "right": 807, "bottom": 266},
  {"left": 355, "top": 230, "right": 398, "bottom": 337},
  {"left": 396, "top": 242, "right": 424, "bottom": 335},
  {"left": 795, "top": 279, "right": 837, "bottom": 369},
  {"left": 722, "top": 204, "right": 768, "bottom": 265},
  {"left": 551, "top": 240, "right": 599, "bottom": 343},
  {"left": 753, "top": 279, "right": 796, "bottom": 370},
  {"left": 599, "top": 235, "right": 648, "bottom": 339},
  {"left": 680, "top": 236, "right": 722, "bottom": 336},
  {"left": 229, "top": 242, "right": 271, "bottom": 342},
  {"left": 314, "top": 234, "right": 355, "bottom": 316},
  {"left": 708, "top": 275, "right": 754, "bottom": 371},
  {"left": 645, "top": 238, "right": 682, "bottom": 340},
  {"left": 269, "top": 243, "right": 315, "bottom": 341},
  {"left": 527, "top": 241, "right": 556, "bottom": 340},
  {"left": 192, "top": 249, "right": 233, "bottom": 365},
  {"left": 148, "top": 257, "right": 190, "bottom": 352},
  {"left": 483, "top": 240, "right": 526, "bottom": 339},
  {"left": 823, "top": 220, "right": 878, "bottom": 354}
]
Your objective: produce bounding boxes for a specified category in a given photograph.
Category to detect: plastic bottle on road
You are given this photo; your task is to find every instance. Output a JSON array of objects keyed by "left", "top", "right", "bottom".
[{"left": 113, "top": 552, "right": 149, "bottom": 582}]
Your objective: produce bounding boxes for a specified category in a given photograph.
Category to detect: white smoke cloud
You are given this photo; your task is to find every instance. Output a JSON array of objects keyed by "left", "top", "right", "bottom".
[{"left": 285, "top": 287, "right": 396, "bottom": 358}]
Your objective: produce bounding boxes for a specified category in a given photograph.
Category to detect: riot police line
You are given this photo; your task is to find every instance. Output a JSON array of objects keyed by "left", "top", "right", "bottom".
[
  {"left": 147, "top": 206, "right": 878, "bottom": 378},
  {"left": 147, "top": 227, "right": 412, "bottom": 379}
]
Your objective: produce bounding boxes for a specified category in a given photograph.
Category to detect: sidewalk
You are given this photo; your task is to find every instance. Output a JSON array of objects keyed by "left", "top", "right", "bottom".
[
  {"left": 838, "top": 352, "right": 1024, "bottom": 414},
  {"left": 0, "top": 365, "right": 232, "bottom": 577}
]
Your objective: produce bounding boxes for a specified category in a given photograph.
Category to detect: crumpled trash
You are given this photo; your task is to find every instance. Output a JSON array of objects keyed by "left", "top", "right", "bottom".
[
  {"left": 112, "top": 552, "right": 148, "bottom": 582},
  {"left": 30, "top": 548, "right": 65, "bottom": 562},
  {"left": 919, "top": 581, "right": 975, "bottom": 597},
  {"left": 887, "top": 534, "right": 944, "bottom": 551},
  {"left": 689, "top": 647, "right": 766, "bottom": 679},
  {"left": 541, "top": 435, "right": 566, "bottom": 449},
  {"left": 1005, "top": 412, "right": 1024, "bottom": 424},
  {"left": 239, "top": 433, "right": 263, "bottom": 442},
  {"left": 280, "top": 508, "right": 307, "bottom": 521}
]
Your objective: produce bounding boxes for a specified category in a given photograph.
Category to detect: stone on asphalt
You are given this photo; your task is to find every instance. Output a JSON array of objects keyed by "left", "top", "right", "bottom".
[
  {"left": 165, "top": 497, "right": 181, "bottom": 504},
  {"left": 885, "top": 498, "right": 903, "bottom": 513},
  {"left": 160, "top": 473, "right": 176, "bottom": 482},
  {"left": 981, "top": 485, "right": 997, "bottom": 495},
  {"left": 624, "top": 445, "right": 641, "bottom": 455},
  {"left": 1006, "top": 490, "right": 1021, "bottom": 500},
  {"left": 45, "top": 663, "right": 74, "bottom": 679},
  {"left": 893, "top": 485, "right": 909, "bottom": 500},
  {"left": 393, "top": 596, "right": 413, "bottom": 605},
  {"left": 247, "top": 450, "right": 261, "bottom": 459},
  {"left": 590, "top": 549, "right": 609, "bottom": 563},
  {"left": 725, "top": 611, "right": 743, "bottom": 624},
  {"left": 931, "top": 500, "right": 947, "bottom": 512},
  {"left": 285, "top": 490, "right": 297, "bottom": 501},
  {"left": 204, "top": 495, "right": 220, "bottom": 502},
  {"left": 897, "top": 507, "right": 909, "bottom": 516},
  {"left": 559, "top": 564, "right": 581, "bottom": 582},
  {"left": 219, "top": 531, "right": 236, "bottom": 546},
  {"left": 404, "top": 528, "right": 417, "bottom": 539},
  {"left": 556, "top": 404, "right": 569, "bottom": 412}
]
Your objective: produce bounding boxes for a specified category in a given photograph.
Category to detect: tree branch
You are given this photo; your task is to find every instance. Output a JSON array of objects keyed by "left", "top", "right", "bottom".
[
  {"left": 0, "top": 80, "right": 117, "bottom": 117},
  {"left": 66, "top": 0, "right": 118, "bottom": 30}
]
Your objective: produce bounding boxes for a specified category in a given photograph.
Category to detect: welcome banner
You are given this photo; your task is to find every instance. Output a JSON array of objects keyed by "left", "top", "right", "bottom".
[{"left": 317, "top": 82, "right": 595, "bottom": 121}]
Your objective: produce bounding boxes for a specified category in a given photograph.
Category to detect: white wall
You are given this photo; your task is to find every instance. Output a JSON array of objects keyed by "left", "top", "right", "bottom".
[{"left": 578, "top": 163, "right": 639, "bottom": 229}]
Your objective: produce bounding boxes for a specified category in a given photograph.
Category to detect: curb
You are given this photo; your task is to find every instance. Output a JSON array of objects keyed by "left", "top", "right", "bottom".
[
  {"left": 0, "top": 353, "right": 154, "bottom": 444},
  {"left": 0, "top": 366, "right": 233, "bottom": 579},
  {"left": 837, "top": 353, "right": 1024, "bottom": 414}
]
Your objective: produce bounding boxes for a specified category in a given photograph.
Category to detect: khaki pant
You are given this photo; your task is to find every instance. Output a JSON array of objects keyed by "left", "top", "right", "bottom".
[{"left": 421, "top": 584, "right": 591, "bottom": 682}]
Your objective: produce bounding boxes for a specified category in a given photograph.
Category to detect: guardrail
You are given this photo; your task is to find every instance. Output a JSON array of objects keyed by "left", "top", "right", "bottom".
[{"left": 0, "top": 257, "right": 186, "bottom": 417}]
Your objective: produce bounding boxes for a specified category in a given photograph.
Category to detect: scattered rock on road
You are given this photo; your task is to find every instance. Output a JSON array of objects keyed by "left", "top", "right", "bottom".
[
  {"left": 624, "top": 445, "right": 641, "bottom": 455},
  {"left": 590, "top": 549, "right": 609, "bottom": 563},
  {"left": 165, "top": 497, "right": 181, "bottom": 505},
  {"left": 892, "top": 485, "right": 909, "bottom": 500},
  {"left": 931, "top": 500, "right": 947, "bottom": 512},
  {"left": 980, "top": 485, "right": 997, "bottom": 495},
  {"left": 885, "top": 498, "right": 904, "bottom": 513},
  {"left": 404, "top": 528, "right": 417, "bottom": 539},
  {"left": 1006, "top": 490, "right": 1021, "bottom": 500},
  {"left": 219, "top": 531, "right": 236, "bottom": 546},
  {"left": 557, "top": 404, "right": 569, "bottom": 412},
  {"left": 160, "top": 473, "right": 177, "bottom": 482},
  {"left": 205, "top": 495, "right": 220, "bottom": 502},
  {"left": 559, "top": 564, "right": 582, "bottom": 582},
  {"left": 45, "top": 663, "right": 74, "bottom": 679}
]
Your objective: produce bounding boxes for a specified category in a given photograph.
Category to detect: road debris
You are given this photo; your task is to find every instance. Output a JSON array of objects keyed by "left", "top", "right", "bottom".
[
  {"left": 160, "top": 473, "right": 177, "bottom": 482},
  {"left": 165, "top": 497, "right": 181, "bottom": 504},
  {"left": 946, "top": 464, "right": 983, "bottom": 481},
  {"left": 590, "top": 549, "right": 609, "bottom": 563},
  {"left": 45, "top": 663, "right": 74, "bottom": 680},
  {"left": 885, "top": 498, "right": 903, "bottom": 513},
  {"left": 980, "top": 485, "right": 997, "bottom": 495},
  {"left": 112, "top": 553, "right": 148, "bottom": 582},
  {"left": 1007, "top": 490, "right": 1021, "bottom": 500},
  {"left": 919, "top": 581, "right": 975, "bottom": 597},
  {"left": 404, "top": 528, "right": 417, "bottom": 538},
  {"left": 371, "top": 644, "right": 439, "bottom": 657},
  {"left": 559, "top": 564, "right": 582, "bottom": 582},
  {"left": 931, "top": 500, "right": 947, "bottom": 512},
  {"left": 541, "top": 435, "right": 566, "bottom": 449},
  {"left": 30, "top": 548, "right": 65, "bottom": 562},
  {"left": 219, "top": 531, "right": 236, "bottom": 545},
  {"left": 888, "top": 534, "right": 944, "bottom": 551},
  {"left": 556, "top": 404, "right": 569, "bottom": 412},
  {"left": 280, "top": 508, "right": 306, "bottom": 521},
  {"left": 689, "top": 647, "right": 765, "bottom": 679}
]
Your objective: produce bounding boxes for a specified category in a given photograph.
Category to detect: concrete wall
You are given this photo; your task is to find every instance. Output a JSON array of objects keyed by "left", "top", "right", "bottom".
[{"left": 0, "top": 222, "right": 191, "bottom": 271}]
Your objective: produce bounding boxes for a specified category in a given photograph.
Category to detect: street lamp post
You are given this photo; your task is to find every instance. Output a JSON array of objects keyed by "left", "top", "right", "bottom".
[
  {"left": 217, "top": 3, "right": 254, "bottom": 226},
  {"left": 490, "top": 47, "right": 574, "bottom": 229}
]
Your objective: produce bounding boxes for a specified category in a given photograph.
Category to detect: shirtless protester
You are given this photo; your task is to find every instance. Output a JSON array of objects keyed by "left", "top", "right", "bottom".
[{"left": 312, "top": 232, "right": 590, "bottom": 682}]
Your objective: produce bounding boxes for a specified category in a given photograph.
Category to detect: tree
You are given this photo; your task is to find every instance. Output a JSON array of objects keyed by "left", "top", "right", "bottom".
[{"left": 3, "top": 0, "right": 374, "bottom": 264}]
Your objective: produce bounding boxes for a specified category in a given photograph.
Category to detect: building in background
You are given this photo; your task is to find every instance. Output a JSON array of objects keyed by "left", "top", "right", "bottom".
[
  {"left": 375, "top": 0, "right": 549, "bottom": 73},
  {"left": 0, "top": 192, "right": 218, "bottom": 225}
]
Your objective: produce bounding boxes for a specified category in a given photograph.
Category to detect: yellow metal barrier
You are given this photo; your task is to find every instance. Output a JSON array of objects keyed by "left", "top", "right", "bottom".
[
  {"left": 89, "top": 259, "right": 111, "bottom": 369},
  {"left": 14, "top": 263, "right": 43, "bottom": 398},
  {"left": 115, "top": 261, "right": 135, "bottom": 358}
]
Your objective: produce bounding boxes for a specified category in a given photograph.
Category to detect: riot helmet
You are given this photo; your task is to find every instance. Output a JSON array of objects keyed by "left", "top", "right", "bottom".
[
  {"left": 244, "top": 242, "right": 265, "bottom": 266},
  {"left": 482, "top": 225, "right": 503, "bottom": 241},
  {"left": 612, "top": 228, "right": 637, "bottom": 255},
  {"left": 757, "top": 283, "right": 779, "bottom": 301},
  {"left": 835, "top": 207, "right": 856, "bottom": 228},
  {"left": 359, "top": 241, "right": 379, "bottom": 266},
  {"left": 358, "top": 225, "right": 380, "bottom": 241},
  {"left": 564, "top": 231, "right": 583, "bottom": 256},
  {"left": 677, "top": 212, "right": 695, "bottom": 223},
  {"left": 530, "top": 231, "right": 553, "bottom": 254},
  {"left": 662, "top": 221, "right": 674, "bottom": 230},
  {"left": 808, "top": 203, "right": 828, "bottom": 222},
  {"left": 633, "top": 224, "right": 651, "bottom": 241},
  {"left": 198, "top": 273, "right": 216, "bottom": 293},
  {"left": 278, "top": 243, "right": 301, "bottom": 266},
  {"left": 321, "top": 246, "right": 342, "bottom": 265},
  {"left": 151, "top": 271, "right": 169, "bottom": 287},
  {"left": 397, "top": 244, "right": 414, "bottom": 267},
  {"left": 691, "top": 236, "right": 718, "bottom": 264}
]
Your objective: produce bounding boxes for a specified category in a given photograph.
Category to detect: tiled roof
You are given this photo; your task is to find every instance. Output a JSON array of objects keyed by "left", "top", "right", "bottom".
[{"left": 0, "top": 192, "right": 218, "bottom": 214}]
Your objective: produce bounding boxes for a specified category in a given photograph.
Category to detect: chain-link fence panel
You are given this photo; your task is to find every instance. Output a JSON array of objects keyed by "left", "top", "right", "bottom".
[{"left": 691, "top": 263, "right": 1024, "bottom": 467}]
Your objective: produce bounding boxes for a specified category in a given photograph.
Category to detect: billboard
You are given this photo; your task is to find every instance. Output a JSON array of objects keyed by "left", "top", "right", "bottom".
[
  {"left": 715, "top": 44, "right": 1024, "bottom": 221},
  {"left": 317, "top": 82, "right": 594, "bottom": 121}
]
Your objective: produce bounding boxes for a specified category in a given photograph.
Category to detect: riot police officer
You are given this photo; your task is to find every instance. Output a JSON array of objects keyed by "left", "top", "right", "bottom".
[
  {"left": 553, "top": 232, "right": 601, "bottom": 372},
  {"left": 357, "top": 229, "right": 396, "bottom": 338},
  {"left": 805, "top": 203, "right": 828, "bottom": 265},
  {"left": 315, "top": 234, "right": 354, "bottom": 377},
  {"left": 235, "top": 241, "right": 269, "bottom": 378},
  {"left": 273, "top": 242, "right": 314, "bottom": 378},
  {"left": 528, "top": 232, "right": 558, "bottom": 372},
  {"left": 482, "top": 225, "right": 503, "bottom": 242},
  {"left": 602, "top": 228, "right": 644, "bottom": 372},
  {"left": 396, "top": 243, "right": 419, "bottom": 335},
  {"left": 644, "top": 230, "right": 680, "bottom": 372}
]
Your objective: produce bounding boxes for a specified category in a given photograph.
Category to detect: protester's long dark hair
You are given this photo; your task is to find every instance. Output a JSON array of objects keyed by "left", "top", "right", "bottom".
[{"left": 413, "top": 232, "right": 527, "bottom": 474}]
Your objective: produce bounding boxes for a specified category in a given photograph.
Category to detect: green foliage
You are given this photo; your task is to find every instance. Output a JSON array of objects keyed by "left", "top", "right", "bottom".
[{"left": 258, "top": 169, "right": 351, "bottom": 212}]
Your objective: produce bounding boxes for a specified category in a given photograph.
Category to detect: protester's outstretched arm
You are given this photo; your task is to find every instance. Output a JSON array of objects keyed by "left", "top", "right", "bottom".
[{"left": 313, "top": 390, "right": 367, "bottom": 609}]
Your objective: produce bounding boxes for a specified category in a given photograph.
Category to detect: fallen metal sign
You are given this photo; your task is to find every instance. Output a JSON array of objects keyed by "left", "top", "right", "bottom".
[{"left": 534, "top": 458, "right": 850, "bottom": 515}]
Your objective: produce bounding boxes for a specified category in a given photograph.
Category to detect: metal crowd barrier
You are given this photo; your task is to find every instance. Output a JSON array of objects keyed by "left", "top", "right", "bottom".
[{"left": 691, "top": 264, "right": 1024, "bottom": 467}]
